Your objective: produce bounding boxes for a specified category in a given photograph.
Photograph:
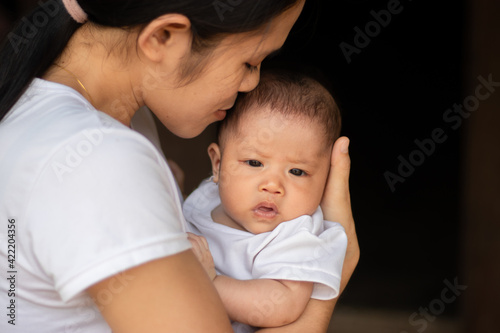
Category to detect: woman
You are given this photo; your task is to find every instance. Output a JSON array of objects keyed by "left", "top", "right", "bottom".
[{"left": 0, "top": 0, "right": 359, "bottom": 332}]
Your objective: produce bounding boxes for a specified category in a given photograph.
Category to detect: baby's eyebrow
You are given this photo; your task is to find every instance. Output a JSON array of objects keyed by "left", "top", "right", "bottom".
[
  {"left": 238, "top": 145, "right": 320, "bottom": 167},
  {"left": 288, "top": 158, "right": 318, "bottom": 167},
  {"left": 286, "top": 155, "right": 309, "bottom": 164},
  {"left": 240, "top": 146, "right": 268, "bottom": 157}
]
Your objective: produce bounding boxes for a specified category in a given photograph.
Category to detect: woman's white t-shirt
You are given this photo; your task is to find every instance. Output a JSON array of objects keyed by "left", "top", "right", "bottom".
[{"left": 0, "top": 79, "right": 191, "bottom": 332}]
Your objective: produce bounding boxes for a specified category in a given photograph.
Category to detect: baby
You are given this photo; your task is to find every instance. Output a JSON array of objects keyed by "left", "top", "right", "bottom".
[{"left": 184, "top": 69, "right": 347, "bottom": 332}]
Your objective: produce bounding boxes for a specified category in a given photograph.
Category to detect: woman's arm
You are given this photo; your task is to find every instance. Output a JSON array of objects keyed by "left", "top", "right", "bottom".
[
  {"left": 87, "top": 250, "right": 233, "bottom": 333},
  {"left": 256, "top": 137, "right": 360, "bottom": 333}
]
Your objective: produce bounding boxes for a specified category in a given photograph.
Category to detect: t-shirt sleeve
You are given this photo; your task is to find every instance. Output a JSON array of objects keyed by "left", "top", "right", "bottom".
[
  {"left": 251, "top": 217, "right": 347, "bottom": 300},
  {"left": 26, "top": 126, "right": 191, "bottom": 302}
]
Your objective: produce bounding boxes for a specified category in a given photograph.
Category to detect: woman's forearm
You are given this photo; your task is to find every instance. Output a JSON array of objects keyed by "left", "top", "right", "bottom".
[
  {"left": 339, "top": 218, "right": 360, "bottom": 294},
  {"left": 87, "top": 251, "right": 233, "bottom": 333}
]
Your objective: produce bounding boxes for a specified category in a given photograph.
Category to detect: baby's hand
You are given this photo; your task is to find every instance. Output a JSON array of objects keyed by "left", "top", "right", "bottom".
[{"left": 187, "top": 232, "right": 217, "bottom": 281}]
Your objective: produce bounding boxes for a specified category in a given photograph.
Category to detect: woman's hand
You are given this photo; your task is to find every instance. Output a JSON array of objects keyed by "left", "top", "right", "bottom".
[
  {"left": 321, "top": 136, "right": 359, "bottom": 293},
  {"left": 256, "top": 136, "right": 360, "bottom": 333},
  {"left": 187, "top": 232, "right": 217, "bottom": 281}
]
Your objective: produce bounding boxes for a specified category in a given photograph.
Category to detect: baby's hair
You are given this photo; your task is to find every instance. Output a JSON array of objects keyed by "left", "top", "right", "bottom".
[{"left": 218, "top": 69, "right": 341, "bottom": 148}]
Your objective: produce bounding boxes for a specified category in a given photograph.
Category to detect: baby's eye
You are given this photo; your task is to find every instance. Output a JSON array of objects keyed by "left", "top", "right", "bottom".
[
  {"left": 246, "top": 160, "right": 262, "bottom": 167},
  {"left": 289, "top": 168, "right": 306, "bottom": 176}
]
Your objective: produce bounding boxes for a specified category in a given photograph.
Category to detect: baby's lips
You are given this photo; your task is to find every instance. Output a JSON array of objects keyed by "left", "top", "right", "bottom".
[{"left": 253, "top": 202, "right": 279, "bottom": 213}]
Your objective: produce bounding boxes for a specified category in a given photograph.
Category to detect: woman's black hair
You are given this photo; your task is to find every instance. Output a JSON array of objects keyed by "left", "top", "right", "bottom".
[{"left": 0, "top": 0, "right": 300, "bottom": 121}]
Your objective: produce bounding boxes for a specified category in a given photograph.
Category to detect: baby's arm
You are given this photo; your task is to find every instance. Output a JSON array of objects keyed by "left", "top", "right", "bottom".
[
  {"left": 215, "top": 275, "right": 313, "bottom": 327},
  {"left": 187, "top": 233, "right": 313, "bottom": 328}
]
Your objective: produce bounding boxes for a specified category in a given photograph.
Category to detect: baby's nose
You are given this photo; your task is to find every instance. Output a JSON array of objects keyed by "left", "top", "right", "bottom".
[{"left": 258, "top": 179, "right": 284, "bottom": 196}]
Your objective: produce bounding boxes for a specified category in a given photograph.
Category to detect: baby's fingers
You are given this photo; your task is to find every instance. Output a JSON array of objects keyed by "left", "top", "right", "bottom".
[
  {"left": 187, "top": 233, "right": 217, "bottom": 281},
  {"left": 187, "top": 233, "right": 205, "bottom": 260}
]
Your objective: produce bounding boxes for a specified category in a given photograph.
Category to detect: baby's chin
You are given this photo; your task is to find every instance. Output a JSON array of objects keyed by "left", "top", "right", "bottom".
[{"left": 232, "top": 208, "right": 319, "bottom": 234}]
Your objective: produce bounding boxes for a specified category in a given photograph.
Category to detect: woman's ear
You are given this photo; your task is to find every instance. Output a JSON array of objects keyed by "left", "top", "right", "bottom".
[
  {"left": 137, "top": 14, "right": 192, "bottom": 63},
  {"left": 207, "top": 143, "right": 222, "bottom": 184}
]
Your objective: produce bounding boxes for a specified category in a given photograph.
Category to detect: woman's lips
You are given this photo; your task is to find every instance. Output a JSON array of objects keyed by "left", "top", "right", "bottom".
[
  {"left": 215, "top": 102, "right": 235, "bottom": 120},
  {"left": 252, "top": 202, "right": 279, "bottom": 219},
  {"left": 215, "top": 109, "right": 227, "bottom": 120}
]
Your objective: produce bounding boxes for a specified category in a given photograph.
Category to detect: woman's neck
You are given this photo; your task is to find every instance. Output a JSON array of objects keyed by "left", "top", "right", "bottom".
[{"left": 43, "top": 25, "right": 144, "bottom": 126}]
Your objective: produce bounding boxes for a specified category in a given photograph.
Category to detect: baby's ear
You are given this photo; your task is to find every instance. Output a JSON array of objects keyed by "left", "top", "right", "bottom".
[{"left": 207, "top": 143, "right": 221, "bottom": 184}]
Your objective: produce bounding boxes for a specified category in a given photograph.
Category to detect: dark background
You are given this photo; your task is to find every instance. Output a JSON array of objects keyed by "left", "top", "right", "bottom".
[{"left": 4, "top": 0, "right": 496, "bottom": 331}]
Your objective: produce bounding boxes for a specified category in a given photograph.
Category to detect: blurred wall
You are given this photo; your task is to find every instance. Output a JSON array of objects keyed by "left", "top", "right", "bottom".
[{"left": 462, "top": 0, "right": 500, "bottom": 331}]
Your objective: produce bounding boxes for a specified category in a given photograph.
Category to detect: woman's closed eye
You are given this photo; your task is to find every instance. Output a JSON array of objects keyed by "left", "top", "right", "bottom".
[
  {"left": 245, "top": 63, "right": 259, "bottom": 73},
  {"left": 289, "top": 168, "right": 307, "bottom": 176}
]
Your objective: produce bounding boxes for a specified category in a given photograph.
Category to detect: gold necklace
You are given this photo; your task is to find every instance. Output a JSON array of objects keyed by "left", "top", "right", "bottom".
[{"left": 54, "top": 64, "right": 95, "bottom": 105}]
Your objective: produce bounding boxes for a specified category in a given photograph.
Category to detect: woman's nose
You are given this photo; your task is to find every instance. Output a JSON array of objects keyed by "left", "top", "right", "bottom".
[{"left": 238, "top": 65, "right": 261, "bottom": 93}]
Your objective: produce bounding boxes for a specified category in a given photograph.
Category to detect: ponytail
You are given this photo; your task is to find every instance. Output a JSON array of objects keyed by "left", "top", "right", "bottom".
[{"left": 0, "top": 0, "right": 79, "bottom": 121}]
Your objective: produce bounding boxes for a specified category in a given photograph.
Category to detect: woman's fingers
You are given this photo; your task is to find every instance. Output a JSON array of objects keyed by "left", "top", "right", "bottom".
[{"left": 321, "top": 136, "right": 353, "bottom": 225}]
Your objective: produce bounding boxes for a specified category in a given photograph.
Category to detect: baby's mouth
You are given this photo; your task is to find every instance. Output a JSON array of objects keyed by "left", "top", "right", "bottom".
[{"left": 253, "top": 202, "right": 279, "bottom": 219}]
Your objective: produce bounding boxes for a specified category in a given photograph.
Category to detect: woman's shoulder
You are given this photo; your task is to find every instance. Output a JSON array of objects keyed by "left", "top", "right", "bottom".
[
  {"left": 0, "top": 78, "right": 168, "bottom": 192},
  {"left": 3, "top": 78, "right": 158, "bottom": 157}
]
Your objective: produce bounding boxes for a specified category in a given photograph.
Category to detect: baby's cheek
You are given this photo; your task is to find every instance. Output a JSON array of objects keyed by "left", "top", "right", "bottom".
[
  {"left": 288, "top": 190, "right": 320, "bottom": 218},
  {"left": 219, "top": 161, "right": 242, "bottom": 187},
  {"left": 305, "top": 186, "right": 324, "bottom": 212}
]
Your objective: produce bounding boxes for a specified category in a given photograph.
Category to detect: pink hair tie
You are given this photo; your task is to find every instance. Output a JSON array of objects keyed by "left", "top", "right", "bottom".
[{"left": 62, "top": 0, "right": 88, "bottom": 24}]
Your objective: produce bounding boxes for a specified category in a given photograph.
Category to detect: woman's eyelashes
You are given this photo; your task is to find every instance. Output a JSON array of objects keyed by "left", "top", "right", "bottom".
[{"left": 245, "top": 63, "right": 259, "bottom": 72}]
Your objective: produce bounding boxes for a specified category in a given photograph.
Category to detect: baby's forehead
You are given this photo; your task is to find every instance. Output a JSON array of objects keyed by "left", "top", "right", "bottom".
[{"left": 220, "top": 108, "right": 329, "bottom": 149}]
